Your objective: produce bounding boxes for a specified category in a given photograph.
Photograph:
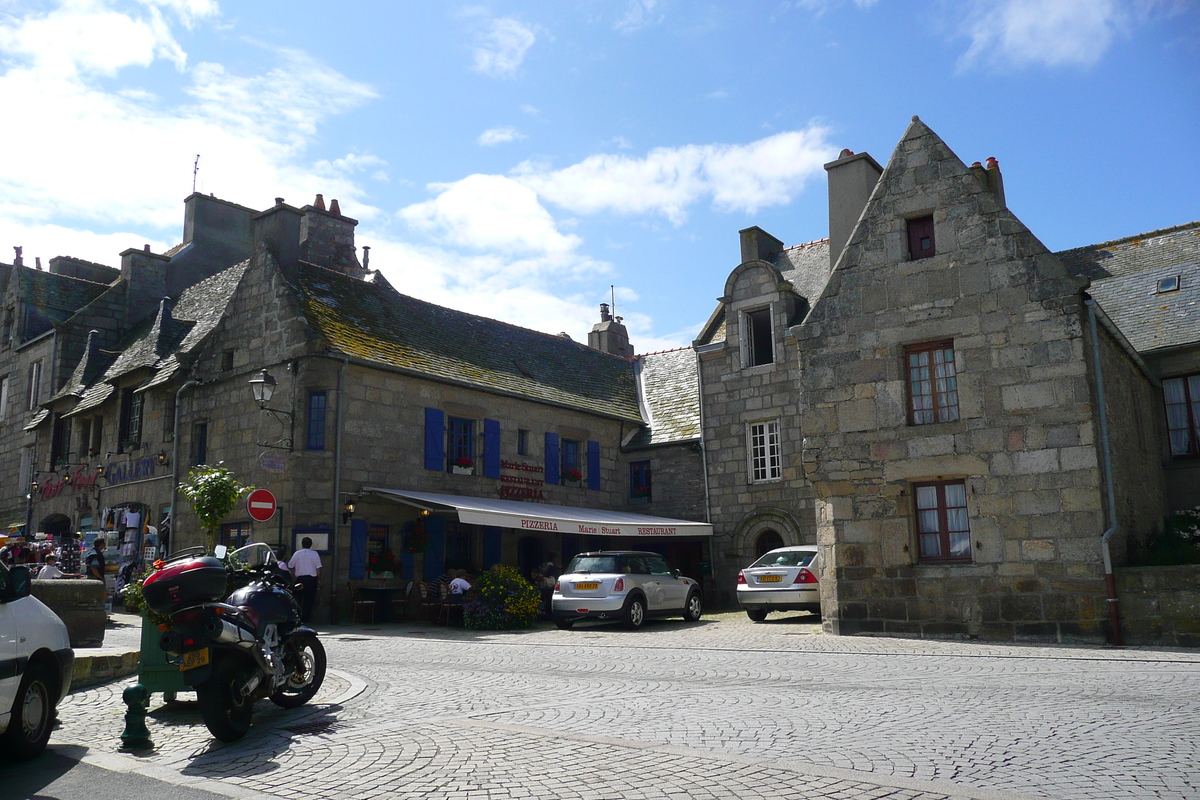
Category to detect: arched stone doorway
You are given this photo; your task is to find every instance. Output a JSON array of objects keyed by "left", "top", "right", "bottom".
[
  {"left": 40, "top": 514, "right": 71, "bottom": 540},
  {"left": 755, "top": 529, "right": 784, "bottom": 558}
]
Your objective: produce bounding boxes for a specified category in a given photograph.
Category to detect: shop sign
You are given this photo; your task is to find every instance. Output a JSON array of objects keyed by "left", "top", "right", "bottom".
[
  {"left": 499, "top": 459, "right": 545, "bottom": 502},
  {"left": 516, "top": 517, "right": 681, "bottom": 536},
  {"left": 259, "top": 452, "right": 289, "bottom": 474},
  {"left": 103, "top": 457, "right": 157, "bottom": 486},
  {"left": 38, "top": 464, "right": 101, "bottom": 500}
]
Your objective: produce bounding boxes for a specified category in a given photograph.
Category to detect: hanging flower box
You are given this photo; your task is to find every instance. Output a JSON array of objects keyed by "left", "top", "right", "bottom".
[
  {"left": 451, "top": 457, "right": 474, "bottom": 476},
  {"left": 562, "top": 468, "right": 582, "bottom": 487}
]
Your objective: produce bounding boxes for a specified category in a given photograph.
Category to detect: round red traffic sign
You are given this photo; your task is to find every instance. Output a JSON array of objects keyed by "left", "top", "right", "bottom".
[{"left": 247, "top": 489, "right": 277, "bottom": 522}]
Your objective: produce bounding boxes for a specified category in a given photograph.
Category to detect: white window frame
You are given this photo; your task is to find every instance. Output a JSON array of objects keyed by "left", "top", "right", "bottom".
[
  {"left": 0, "top": 375, "right": 8, "bottom": 420},
  {"left": 747, "top": 419, "right": 782, "bottom": 483},
  {"left": 740, "top": 305, "right": 775, "bottom": 368},
  {"left": 27, "top": 360, "right": 42, "bottom": 410}
]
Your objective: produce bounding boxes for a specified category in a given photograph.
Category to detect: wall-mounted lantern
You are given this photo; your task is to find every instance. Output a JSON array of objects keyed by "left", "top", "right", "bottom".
[{"left": 248, "top": 368, "right": 294, "bottom": 451}]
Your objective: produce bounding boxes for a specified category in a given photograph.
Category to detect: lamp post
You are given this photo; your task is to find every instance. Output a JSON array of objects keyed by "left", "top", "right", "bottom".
[{"left": 249, "top": 369, "right": 294, "bottom": 451}]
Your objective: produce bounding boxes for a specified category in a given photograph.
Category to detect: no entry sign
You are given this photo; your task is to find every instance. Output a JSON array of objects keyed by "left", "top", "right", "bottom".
[{"left": 247, "top": 489, "right": 277, "bottom": 522}]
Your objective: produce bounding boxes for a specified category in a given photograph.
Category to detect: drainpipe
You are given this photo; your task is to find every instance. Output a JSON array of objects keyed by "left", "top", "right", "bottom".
[
  {"left": 694, "top": 347, "right": 714, "bottom": 604},
  {"left": 168, "top": 379, "right": 200, "bottom": 558},
  {"left": 1085, "top": 298, "right": 1123, "bottom": 646},
  {"left": 330, "top": 356, "right": 349, "bottom": 623}
]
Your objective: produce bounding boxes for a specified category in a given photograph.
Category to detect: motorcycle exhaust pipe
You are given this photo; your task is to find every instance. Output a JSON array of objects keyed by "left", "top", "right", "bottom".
[
  {"left": 159, "top": 629, "right": 182, "bottom": 654},
  {"left": 203, "top": 616, "right": 254, "bottom": 645}
]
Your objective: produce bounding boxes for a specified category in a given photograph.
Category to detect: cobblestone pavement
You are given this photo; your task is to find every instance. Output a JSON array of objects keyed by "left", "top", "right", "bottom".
[{"left": 47, "top": 612, "right": 1200, "bottom": 800}]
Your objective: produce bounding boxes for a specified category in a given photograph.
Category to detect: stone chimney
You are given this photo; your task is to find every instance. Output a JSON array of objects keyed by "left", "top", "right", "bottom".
[
  {"left": 984, "top": 156, "right": 1005, "bottom": 207},
  {"left": 251, "top": 198, "right": 303, "bottom": 271},
  {"left": 738, "top": 226, "right": 784, "bottom": 264},
  {"left": 49, "top": 256, "right": 120, "bottom": 285},
  {"left": 298, "top": 194, "right": 363, "bottom": 276},
  {"left": 119, "top": 245, "right": 170, "bottom": 327},
  {"left": 588, "top": 303, "right": 634, "bottom": 357},
  {"left": 824, "top": 148, "right": 883, "bottom": 272}
]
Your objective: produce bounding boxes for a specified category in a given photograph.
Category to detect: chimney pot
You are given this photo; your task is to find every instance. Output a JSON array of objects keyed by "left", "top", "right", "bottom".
[
  {"left": 971, "top": 161, "right": 982, "bottom": 167},
  {"left": 599, "top": 302, "right": 611, "bottom": 322},
  {"left": 362, "top": 245, "right": 370, "bottom": 269},
  {"left": 985, "top": 156, "right": 999, "bottom": 169},
  {"left": 35, "top": 257, "right": 42, "bottom": 270},
  {"left": 314, "top": 193, "right": 326, "bottom": 210},
  {"left": 330, "top": 199, "right": 342, "bottom": 216},
  {"left": 275, "top": 197, "right": 285, "bottom": 205},
  {"left": 144, "top": 244, "right": 151, "bottom": 252},
  {"left": 839, "top": 149, "right": 855, "bottom": 158}
]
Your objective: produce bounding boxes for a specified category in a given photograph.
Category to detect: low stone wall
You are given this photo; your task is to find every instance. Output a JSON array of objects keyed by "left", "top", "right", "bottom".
[
  {"left": 31, "top": 578, "right": 106, "bottom": 648},
  {"left": 1115, "top": 565, "right": 1200, "bottom": 647}
]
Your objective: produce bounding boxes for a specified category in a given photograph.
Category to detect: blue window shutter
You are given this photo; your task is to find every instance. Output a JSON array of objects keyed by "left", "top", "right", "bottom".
[
  {"left": 544, "top": 432, "right": 560, "bottom": 484},
  {"left": 348, "top": 519, "right": 368, "bottom": 580},
  {"left": 422, "top": 516, "right": 446, "bottom": 580},
  {"left": 484, "top": 419, "right": 501, "bottom": 478},
  {"left": 587, "top": 440, "right": 601, "bottom": 490},
  {"left": 424, "top": 408, "right": 445, "bottom": 470}
]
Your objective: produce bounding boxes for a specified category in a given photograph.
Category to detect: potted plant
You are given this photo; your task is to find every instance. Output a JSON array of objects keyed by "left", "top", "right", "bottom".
[
  {"left": 368, "top": 549, "right": 398, "bottom": 579},
  {"left": 178, "top": 462, "right": 253, "bottom": 553},
  {"left": 562, "top": 468, "right": 582, "bottom": 487},
  {"left": 451, "top": 457, "right": 474, "bottom": 476},
  {"left": 403, "top": 519, "right": 428, "bottom": 554}
]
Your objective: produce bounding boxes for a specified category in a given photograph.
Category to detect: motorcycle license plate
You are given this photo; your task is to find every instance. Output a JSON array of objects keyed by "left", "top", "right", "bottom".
[
  {"left": 574, "top": 582, "right": 599, "bottom": 590},
  {"left": 180, "top": 648, "right": 210, "bottom": 671}
]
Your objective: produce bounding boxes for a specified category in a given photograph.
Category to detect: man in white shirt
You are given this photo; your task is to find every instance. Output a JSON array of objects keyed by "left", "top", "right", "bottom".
[
  {"left": 448, "top": 569, "right": 471, "bottom": 595},
  {"left": 287, "top": 537, "right": 322, "bottom": 623},
  {"left": 37, "top": 554, "right": 65, "bottom": 580}
]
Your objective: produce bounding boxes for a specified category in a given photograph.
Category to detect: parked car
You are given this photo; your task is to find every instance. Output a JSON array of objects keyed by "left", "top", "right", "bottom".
[
  {"left": 736, "top": 545, "right": 821, "bottom": 622},
  {"left": 0, "top": 562, "right": 74, "bottom": 759},
  {"left": 552, "top": 550, "right": 703, "bottom": 630}
]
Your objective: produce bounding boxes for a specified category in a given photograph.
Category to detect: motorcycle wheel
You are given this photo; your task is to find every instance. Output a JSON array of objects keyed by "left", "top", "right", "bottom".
[
  {"left": 269, "top": 634, "right": 326, "bottom": 709},
  {"left": 196, "top": 655, "right": 255, "bottom": 742}
]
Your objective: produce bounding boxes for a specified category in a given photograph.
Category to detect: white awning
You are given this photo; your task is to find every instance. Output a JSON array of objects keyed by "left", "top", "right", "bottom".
[{"left": 362, "top": 488, "right": 713, "bottom": 537}]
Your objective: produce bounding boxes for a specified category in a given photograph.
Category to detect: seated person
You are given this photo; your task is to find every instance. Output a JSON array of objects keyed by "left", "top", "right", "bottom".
[
  {"left": 448, "top": 569, "right": 471, "bottom": 602},
  {"left": 37, "top": 554, "right": 67, "bottom": 579}
]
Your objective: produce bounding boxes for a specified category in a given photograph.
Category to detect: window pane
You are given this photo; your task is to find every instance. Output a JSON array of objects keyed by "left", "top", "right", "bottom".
[
  {"left": 948, "top": 531, "right": 972, "bottom": 556},
  {"left": 1164, "top": 377, "right": 1185, "bottom": 404},
  {"left": 946, "top": 507, "right": 969, "bottom": 532},
  {"left": 915, "top": 485, "right": 938, "bottom": 509},
  {"left": 944, "top": 482, "right": 967, "bottom": 507},
  {"left": 920, "top": 533, "right": 941, "bottom": 558},
  {"left": 919, "top": 509, "right": 940, "bottom": 533}
]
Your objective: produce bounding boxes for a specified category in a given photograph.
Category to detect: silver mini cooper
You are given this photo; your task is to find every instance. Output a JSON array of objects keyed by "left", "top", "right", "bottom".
[{"left": 552, "top": 550, "right": 703, "bottom": 630}]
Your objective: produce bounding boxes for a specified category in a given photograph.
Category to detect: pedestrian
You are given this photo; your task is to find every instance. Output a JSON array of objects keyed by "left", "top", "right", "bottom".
[
  {"left": 85, "top": 537, "right": 107, "bottom": 581},
  {"left": 538, "top": 552, "right": 559, "bottom": 618},
  {"left": 37, "top": 554, "right": 65, "bottom": 580},
  {"left": 288, "top": 537, "right": 322, "bottom": 624}
]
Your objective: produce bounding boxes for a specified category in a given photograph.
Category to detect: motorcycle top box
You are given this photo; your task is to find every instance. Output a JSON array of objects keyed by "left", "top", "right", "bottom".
[{"left": 142, "top": 557, "right": 227, "bottom": 615}]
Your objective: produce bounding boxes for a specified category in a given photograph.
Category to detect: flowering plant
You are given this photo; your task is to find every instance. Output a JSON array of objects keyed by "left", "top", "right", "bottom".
[
  {"left": 454, "top": 457, "right": 474, "bottom": 468},
  {"left": 563, "top": 468, "right": 582, "bottom": 482},
  {"left": 631, "top": 486, "right": 650, "bottom": 498},
  {"left": 368, "top": 550, "right": 398, "bottom": 573},
  {"left": 463, "top": 565, "right": 541, "bottom": 630},
  {"left": 403, "top": 519, "right": 428, "bottom": 554},
  {"left": 123, "top": 563, "right": 171, "bottom": 627}
]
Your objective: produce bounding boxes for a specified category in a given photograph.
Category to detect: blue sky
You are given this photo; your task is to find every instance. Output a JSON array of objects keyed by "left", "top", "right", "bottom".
[{"left": 1, "top": 1, "right": 1196, "bottom": 352}]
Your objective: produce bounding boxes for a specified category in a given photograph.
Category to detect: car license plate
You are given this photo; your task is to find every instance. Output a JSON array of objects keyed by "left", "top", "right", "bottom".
[
  {"left": 758, "top": 575, "right": 782, "bottom": 583},
  {"left": 575, "top": 582, "right": 600, "bottom": 590},
  {"left": 180, "top": 648, "right": 210, "bottom": 671}
]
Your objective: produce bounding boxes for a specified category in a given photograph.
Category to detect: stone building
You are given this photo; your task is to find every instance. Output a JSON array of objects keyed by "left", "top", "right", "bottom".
[
  {"left": 17, "top": 194, "right": 714, "bottom": 622},
  {"left": 696, "top": 116, "right": 1198, "bottom": 642}
]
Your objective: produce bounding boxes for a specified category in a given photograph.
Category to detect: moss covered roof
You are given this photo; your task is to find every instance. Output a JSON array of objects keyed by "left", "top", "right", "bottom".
[{"left": 290, "top": 264, "right": 644, "bottom": 423}]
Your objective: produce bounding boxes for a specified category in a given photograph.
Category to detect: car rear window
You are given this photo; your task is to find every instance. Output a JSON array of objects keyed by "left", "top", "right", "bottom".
[
  {"left": 751, "top": 550, "right": 815, "bottom": 568},
  {"left": 567, "top": 555, "right": 619, "bottom": 574}
]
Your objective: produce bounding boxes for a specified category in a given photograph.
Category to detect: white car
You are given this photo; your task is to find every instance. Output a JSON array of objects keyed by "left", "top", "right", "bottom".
[
  {"left": 736, "top": 545, "right": 822, "bottom": 622},
  {"left": 552, "top": 550, "right": 703, "bottom": 630},
  {"left": 0, "top": 562, "right": 75, "bottom": 759}
]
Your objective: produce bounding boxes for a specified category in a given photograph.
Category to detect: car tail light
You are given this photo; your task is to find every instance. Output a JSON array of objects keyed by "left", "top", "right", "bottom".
[
  {"left": 613, "top": 577, "right": 624, "bottom": 592},
  {"left": 736, "top": 571, "right": 746, "bottom": 585},
  {"left": 793, "top": 568, "right": 817, "bottom": 584},
  {"left": 554, "top": 580, "right": 560, "bottom": 591}
]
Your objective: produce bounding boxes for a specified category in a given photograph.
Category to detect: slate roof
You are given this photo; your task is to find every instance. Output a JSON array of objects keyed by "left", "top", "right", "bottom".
[
  {"left": 627, "top": 348, "right": 700, "bottom": 448},
  {"left": 19, "top": 268, "right": 110, "bottom": 318},
  {"left": 1058, "top": 222, "right": 1200, "bottom": 354},
  {"left": 289, "top": 263, "right": 644, "bottom": 423}
]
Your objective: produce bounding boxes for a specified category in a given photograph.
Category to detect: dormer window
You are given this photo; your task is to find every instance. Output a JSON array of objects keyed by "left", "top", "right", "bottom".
[
  {"left": 742, "top": 306, "right": 774, "bottom": 367},
  {"left": 907, "top": 215, "right": 935, "bottom": 260},
  {"left": 1157, "top": 276, "right": 1180, "bottom": 294}
]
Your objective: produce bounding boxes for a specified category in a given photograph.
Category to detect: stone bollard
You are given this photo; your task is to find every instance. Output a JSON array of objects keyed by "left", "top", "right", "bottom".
[{"left": 119, "top": 683, "right": 154, "bottom": 751}]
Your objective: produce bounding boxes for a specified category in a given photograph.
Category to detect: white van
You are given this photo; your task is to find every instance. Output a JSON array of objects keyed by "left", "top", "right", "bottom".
[{"left": 0, "top": 563, "right": 74, "bottom": 759}]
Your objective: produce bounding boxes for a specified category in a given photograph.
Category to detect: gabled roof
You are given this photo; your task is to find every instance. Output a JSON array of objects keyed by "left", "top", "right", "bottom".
[
  {"left": 627, "top": 348, "right": 700, "bottom": 448},
  {"left": 18, "top": 268, "right": 110, "bottom": 318},
  {"left": 289, "top": 263, "right": 644, "bottom": 423},
  {"left": 1061, "top": 222, "right": 1200, "bottom": 354}
]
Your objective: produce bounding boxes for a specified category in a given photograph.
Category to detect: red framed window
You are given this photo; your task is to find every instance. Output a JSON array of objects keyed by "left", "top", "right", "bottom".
[
  {"left": 1164, "top": 374, "right": 1200, "bottom": 457},
  {"left": 907, "top": 341, "right": 958, "bottom": 425},
  {"left": 907, "top": 215, "right": 935, "bottom": 260},
  {"left": 914, "top": 480, "right": 971, "bottom": 563}
]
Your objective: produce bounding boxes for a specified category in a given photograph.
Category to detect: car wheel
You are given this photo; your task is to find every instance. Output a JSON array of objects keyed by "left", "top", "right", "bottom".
[
  {"left": 682, "top": 591, "right": 703, "bottom": 622},
  {"left": 623, "top": 596, "right": 646, "bottom": 630},
  {"left": 2, "top": 662, "right": 55, "bottom": 760},
  {"left": 745, "top": 609, "right": 768, "bottom": 622},
  {"left": 554, "top": 616, "right": 575, "bottom": 630}
]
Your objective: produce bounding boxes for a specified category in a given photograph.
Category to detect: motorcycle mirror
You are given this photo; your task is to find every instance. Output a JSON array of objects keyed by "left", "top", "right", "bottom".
[{"left": 214, "top": 545, "right": 228, "bottom": 559}]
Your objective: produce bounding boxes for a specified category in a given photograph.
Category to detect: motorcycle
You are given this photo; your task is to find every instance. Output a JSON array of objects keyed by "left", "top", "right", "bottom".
[{"left": 141, "top": 542, "right": 326, "bottom": 742}]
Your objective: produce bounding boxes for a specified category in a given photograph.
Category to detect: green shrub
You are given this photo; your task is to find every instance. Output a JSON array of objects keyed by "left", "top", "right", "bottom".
[
  {"left": 463, "top": 565, "right": 541, "bottom": 630},
  {"left": 1136, "top": 507, "right": 1200, "bottom": 566}
]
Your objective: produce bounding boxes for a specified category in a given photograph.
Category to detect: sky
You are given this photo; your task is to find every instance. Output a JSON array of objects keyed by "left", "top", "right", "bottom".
[{"left": 0, "top": 0, "right": 1197, "bottom": 354}]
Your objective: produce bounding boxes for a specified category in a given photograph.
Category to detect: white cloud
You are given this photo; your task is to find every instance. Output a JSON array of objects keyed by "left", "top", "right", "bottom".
[
  {"left": 520, "top": 104, "right": 540, "bottom": 115},
  {"left": 957, "top": 0, "right": 1135, "bottom": 69},
  {"left": 0, "top": 4, "right": 380, "bottom": 235},
  {"left": 399, "top": 174, "right": 581, "bottom": 257},
  {"left": 472, "top": 17, "right": 536, "bottom": 78},
  {"left": 478, "top": 126, "right": 528, "bottom": 146},
  {"left": 615, "top": 0, "right": 664, "bottom": 34},
  {"left": 513, "top": 127, "right": 835, "bottom": 224},
  {"left": 605, "top": 135, "right": 633, "bottom": 150}
]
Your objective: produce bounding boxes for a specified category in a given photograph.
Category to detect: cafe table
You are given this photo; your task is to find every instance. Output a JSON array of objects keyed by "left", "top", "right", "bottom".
[{"left": 356, "top": 582, "right": 408, "bottom": 622}]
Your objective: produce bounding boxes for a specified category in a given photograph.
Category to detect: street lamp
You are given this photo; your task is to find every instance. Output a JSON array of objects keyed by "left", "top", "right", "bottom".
[{"left": 248, "top": 368, "right": 294, "bottom": 451}]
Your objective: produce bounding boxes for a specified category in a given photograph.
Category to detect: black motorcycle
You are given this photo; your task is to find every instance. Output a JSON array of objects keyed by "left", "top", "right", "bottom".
[{"left": 141, "top": 542, "right": 326, "bottom": 742}]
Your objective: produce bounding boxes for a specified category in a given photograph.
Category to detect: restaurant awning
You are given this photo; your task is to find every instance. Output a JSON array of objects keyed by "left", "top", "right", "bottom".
[{"left": 361, "top": 488, "right": 713, "bottom": 537}]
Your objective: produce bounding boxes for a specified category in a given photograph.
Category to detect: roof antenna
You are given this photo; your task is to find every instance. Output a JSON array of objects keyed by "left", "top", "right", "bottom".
[
  {"left": 610, "top": 284, "right": 616, "bottom": 319},
  {"left": 192, "top": 154, "right": 200, "bottom": 193}
]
